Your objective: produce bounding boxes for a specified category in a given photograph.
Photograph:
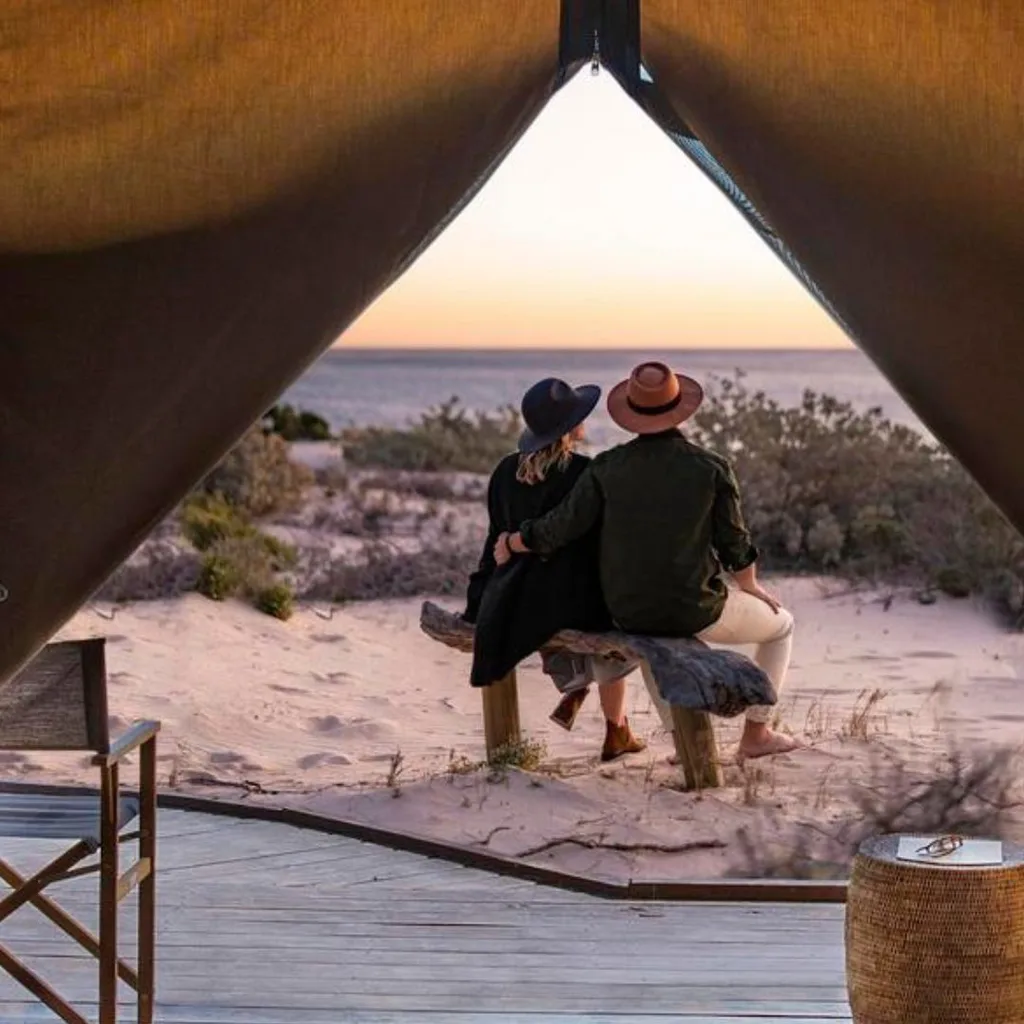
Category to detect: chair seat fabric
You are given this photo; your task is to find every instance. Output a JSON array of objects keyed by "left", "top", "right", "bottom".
[{"left": 0, "top": 793, "right": 140, "bottom": 843}]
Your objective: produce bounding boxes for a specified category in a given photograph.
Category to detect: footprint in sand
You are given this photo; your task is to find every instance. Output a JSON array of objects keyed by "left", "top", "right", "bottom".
[
  {"left": 209, "top": 751, "right": 246, "bottom": 766},
  {"left": 108, "top": 672, "right": 134, "bottom": 685},
  {"left": 307, "top": 715, "right": 398, "bottom": 741},
  {"left": 310, "top": 633, "right": 348, "bottom": 644},
  {"left": 905, "top": 650, "right": 957, "bottom": 659},
  {"left": 309, "top": 714, "right": 343, "bottom": 733},
  {"left": 0, "top": 752, "right": 28, "bottom": 767},
  {"left": 269, "top": 683, "right": 310, "bottom": 696},
  {"left": 297, "top": 752, "right": 354, "bottom": 770}
]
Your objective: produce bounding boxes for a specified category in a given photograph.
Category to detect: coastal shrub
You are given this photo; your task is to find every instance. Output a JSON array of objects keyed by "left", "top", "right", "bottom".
[
  {"left": 264, "top": 403, "right": 332, "bottom": 442},
  {"left": 95, "top": 542, "right": 201, "bottom": 602},
  {"left": 689, "top": 373, "right": 1024, "bottom": 619},
  {"left": 356, "top": 471, "right": 487, "bottom": 503},
  {"left": 255, "top": 582, "right": 296, "bottom": 621},
  {"left": 189, "top": 515, "right": 298, "bottom": 616},
  {"left": 180, "top": 493, "right": 253, "bottom": 552},
  {"left": 340, "top": 398, "right": 520, "bottom": 473},
  {"left": 183, "top": 491, "right": 295, "bottom": 557},
  {"left": 200, "top": 427, "right": 312, "bottom": 516},
  {"left": 302, "top": 541, "right": 477, "bottom": 603},
  {"left": 196, "top": 551, "right": 242, "bottom": 601}
]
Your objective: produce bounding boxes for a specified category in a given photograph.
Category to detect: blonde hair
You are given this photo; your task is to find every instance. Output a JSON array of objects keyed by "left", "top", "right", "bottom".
[{"left": 516, "top": 434, "right": 577, "bottom": 485}]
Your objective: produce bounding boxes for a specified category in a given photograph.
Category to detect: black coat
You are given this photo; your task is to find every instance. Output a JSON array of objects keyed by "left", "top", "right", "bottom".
[{"left": 463, "top": 452, "right": 611, "bottom": 687}]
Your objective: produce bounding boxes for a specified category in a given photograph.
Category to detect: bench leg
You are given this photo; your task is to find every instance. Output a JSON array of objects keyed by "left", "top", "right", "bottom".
[
  {"left": 639, "top": 662, "right": 674, "bottom": 733},
  {"left": 640, "top": 663, "right": 722, "bottom": 790},
  {"left": 670, "top": 706, "right": 723, "bottom": 791},
  {"left": 482, "top": 670, "right": 521, "bottom": 762}
]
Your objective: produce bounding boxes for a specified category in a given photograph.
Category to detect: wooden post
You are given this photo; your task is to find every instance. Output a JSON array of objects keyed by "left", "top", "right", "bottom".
[
  {"left": 670, "top": 706, "right": 723, "bottom": 791},
  {"left": 482, "top": 670, "right": 521, "bottom": 762},
  {"left": 98, "top": 762, "right": 119, "bottom": 1024},
  {"left": 137, "top": 736, "right": 157, "bottom": 1024}
]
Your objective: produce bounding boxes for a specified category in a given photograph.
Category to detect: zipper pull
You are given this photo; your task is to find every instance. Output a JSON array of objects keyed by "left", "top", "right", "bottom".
[{"left": 590, "top": 28, "right": 600, "bottom": 76}]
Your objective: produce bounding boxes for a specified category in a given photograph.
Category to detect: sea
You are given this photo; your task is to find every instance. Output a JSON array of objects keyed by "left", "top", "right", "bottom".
[{"left": 282, "top": 348, "right": 928, "bottom": 450}]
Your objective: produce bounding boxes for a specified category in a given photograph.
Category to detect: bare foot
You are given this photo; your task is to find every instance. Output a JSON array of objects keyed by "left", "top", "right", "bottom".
[{"left": 737, "top": 730, "right": 802, "bottom": 762}]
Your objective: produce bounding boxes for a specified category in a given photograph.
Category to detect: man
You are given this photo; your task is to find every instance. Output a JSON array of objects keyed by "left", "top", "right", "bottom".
[{"left": 494, "top": 361, "right": 798, "bottom": 761}]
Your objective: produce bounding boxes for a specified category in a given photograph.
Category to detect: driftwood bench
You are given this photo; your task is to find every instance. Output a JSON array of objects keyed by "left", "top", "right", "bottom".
[{"left": 419, "top": 601, "right": 776, "bottom": 791}]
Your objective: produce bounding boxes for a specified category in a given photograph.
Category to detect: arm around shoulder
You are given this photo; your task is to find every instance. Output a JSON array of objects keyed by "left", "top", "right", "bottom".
[{"left": 519, "top": 462, "right": 603, "bottom": 555}]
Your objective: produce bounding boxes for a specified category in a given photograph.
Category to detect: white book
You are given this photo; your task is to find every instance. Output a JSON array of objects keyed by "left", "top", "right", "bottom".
[{"left": 896, "top": 835, "right": 1004, "bottom": 866}]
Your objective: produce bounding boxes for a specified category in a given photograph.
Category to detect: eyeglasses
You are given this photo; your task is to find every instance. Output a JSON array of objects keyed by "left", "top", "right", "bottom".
[{"left": 915, "top": 835, "right": 965, "bottom": 858}]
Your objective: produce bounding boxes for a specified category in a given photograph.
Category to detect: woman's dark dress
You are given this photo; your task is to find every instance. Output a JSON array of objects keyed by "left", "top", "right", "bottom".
[{"left": 463, "top": 452, "right": 611, "bottom": 687}]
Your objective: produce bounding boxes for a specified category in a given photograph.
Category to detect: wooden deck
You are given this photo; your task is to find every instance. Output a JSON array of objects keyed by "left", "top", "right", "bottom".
[{"left": 0, "top": 808, "right": 851, "bottom": 1022}]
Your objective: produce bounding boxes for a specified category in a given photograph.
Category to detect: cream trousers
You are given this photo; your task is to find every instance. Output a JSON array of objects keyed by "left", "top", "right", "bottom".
[{"left": 642, "top": 589, "right": 795, "bottom": 729}]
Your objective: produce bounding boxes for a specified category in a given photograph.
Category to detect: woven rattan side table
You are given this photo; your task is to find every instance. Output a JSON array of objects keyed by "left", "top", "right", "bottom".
[{"left": 846, "top": 834, "right": 1024, "bottom": 1023}]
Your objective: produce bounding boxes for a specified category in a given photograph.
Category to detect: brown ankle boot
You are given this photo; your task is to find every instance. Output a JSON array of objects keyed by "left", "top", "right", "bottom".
[
  {"left": 601, "top": 718, "right": 647, "bottom": 762},
  {"left": 550, "top": 688, "right": 589, "bottom": 731}
]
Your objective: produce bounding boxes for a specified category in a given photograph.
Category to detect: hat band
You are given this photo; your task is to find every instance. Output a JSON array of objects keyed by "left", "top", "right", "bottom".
[{"left": 626, "top": 392, "right": 683, "bottom": 417}]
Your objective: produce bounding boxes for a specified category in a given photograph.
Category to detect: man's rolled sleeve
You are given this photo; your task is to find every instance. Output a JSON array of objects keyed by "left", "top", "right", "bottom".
[
  {"left": 519, "top": 466, "right": 602, "bottom": 554},
  {"left": 712, "top": 461, "right": 759, "bottom": 571}
]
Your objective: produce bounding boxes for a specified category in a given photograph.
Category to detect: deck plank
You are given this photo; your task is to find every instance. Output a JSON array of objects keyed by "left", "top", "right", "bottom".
[{"left": 0, "top": 808, "right": 850, "bottom": 1022}]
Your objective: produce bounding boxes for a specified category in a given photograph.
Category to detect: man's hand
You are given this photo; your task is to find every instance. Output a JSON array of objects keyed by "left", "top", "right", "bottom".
[{"left": 740, "top": 582, "right": 781, "bottom": 614}]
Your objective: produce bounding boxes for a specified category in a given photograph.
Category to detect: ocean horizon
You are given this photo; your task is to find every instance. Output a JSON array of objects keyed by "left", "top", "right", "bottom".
[{"left": 283, "top": 347, "right": 927, "bottom": 448}]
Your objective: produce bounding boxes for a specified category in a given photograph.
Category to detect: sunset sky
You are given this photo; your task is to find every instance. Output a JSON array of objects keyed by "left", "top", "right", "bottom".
[{"left": 340, "top": 72, "right": 851, "bottom": 351}]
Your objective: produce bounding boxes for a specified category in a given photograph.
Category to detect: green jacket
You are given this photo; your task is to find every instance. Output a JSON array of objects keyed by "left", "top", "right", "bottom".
[{"left": 519, "top": 429, "right": 758, "bottom": 636}]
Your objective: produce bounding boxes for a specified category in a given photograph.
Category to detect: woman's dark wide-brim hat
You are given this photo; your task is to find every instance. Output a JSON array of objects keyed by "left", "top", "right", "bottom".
[
  {"left": 518, "top": 378, "right": 601, "bottom": 454},
  {"left": 606, "top": 361, "right": 704, "bottom": 434}
]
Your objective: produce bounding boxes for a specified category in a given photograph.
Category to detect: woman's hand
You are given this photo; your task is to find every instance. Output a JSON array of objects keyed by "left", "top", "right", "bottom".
[
  {"left": 740, "top": 582, "right": 781, "bottom": 613},
  {"left": 493, "top": 532, "right": 511, "bottom": 566}
]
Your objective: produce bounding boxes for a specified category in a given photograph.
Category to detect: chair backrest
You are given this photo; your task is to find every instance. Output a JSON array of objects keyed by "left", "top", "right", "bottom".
[{"left": 0, "top": 639, "right": 109, "bottom": 753}]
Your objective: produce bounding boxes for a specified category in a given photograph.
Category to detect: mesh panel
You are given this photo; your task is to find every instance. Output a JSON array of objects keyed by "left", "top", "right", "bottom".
[
  {"left": 665, "top": 129, "right": 855, "bottom": 338},
  {"left": 0, "top": 642, "right": 98, "bottom": 750}
]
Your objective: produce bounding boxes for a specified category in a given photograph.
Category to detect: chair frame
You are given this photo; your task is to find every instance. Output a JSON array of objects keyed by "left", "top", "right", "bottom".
[{"left": 0, "top": 638, "right": 159, "bottom": 1024}]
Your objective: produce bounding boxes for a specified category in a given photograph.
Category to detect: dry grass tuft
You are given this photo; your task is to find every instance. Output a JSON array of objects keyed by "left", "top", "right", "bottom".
[
  {"left": 842, "top": 688, "right": 890, "bottom": 740},
  {"left": 732, "top": 744, "right": 1024, "bottom": 879},
  {"left": 488, "top": 737, "right": 548, "bottom": 774}
]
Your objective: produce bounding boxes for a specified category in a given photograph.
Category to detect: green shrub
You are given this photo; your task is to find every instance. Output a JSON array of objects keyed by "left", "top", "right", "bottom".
[
  {"left": 340, "top": 398, "right": 520, "bottom": 473},
  {"left": 689, "top": 373, "right": 1024, "bottom": 618},
  {"left": 255, "top": 583, "right": 296, "bottom": 621},
  {"left": 264, "top": 403, "right": 332, "bottom": 442},
  {"left": 184, "top": 428, "right": 308, "bottom": 617},
  {"left": 200, "top": 427, "right": 313, "bottom": 516},
  {"left": 181, "top": 493, "right": 253, "bottom": 552},
  {"left": 196, "top": 552, "right": 242, "bottom": 601}
]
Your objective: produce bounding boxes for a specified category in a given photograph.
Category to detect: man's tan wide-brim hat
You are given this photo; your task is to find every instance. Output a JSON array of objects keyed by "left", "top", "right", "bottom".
[{"left": 606, "top": 361, "right": 704, "bottom": 434}]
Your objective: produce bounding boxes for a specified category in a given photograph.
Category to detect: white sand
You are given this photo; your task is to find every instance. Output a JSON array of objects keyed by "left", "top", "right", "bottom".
[{"left": 17, "top": 578, "right": 1024, "bottom": 881}]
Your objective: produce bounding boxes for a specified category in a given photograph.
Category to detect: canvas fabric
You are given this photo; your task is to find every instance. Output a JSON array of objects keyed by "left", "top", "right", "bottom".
[{"left": 1, "top": 0, "right": 1022, "bottom": 685}]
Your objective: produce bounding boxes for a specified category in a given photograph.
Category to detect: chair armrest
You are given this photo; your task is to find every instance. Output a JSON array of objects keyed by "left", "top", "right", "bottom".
[{"left": 93, "top": 720, "right": 161, "bottom": 766}]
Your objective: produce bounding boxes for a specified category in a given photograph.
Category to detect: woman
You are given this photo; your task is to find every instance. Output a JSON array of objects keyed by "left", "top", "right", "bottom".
[{"left": 463, "top": 377, "right": 646, "bottom": 762}]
